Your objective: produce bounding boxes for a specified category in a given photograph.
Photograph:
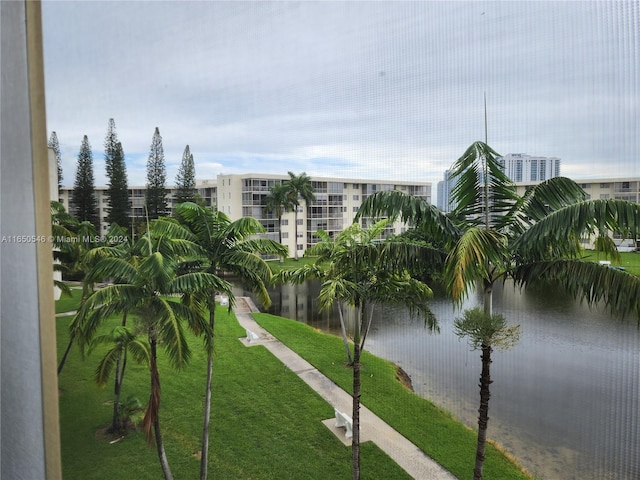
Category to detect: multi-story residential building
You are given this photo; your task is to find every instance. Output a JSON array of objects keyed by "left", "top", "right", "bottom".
[
  {"left": 216, "top": 174, "right": 430, "bottom": 257},
  {"left": 59, "top": 175, "right": 431, "bottom": 257},
  {"left": 499, "top": 153, "right": 561, "bottom": 183}
]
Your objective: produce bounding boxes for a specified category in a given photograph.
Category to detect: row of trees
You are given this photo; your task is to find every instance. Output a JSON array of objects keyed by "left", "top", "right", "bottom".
[
  {"left": 57, "top": 140, "right": 639, "bottom": 480},
  {"left": 263, "top": 171, "right": 317, "bottom": 260},
  {"left": 58, "top": 200, "right": 287, "bottom": 480},
  {"left": 49, "top": 120, "right": 199, "bottom": 231}
]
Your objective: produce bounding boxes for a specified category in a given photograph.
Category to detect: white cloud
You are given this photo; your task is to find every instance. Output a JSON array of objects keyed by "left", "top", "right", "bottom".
[{"left": 44, "top": 1, "right": 638, "bottom": 189}]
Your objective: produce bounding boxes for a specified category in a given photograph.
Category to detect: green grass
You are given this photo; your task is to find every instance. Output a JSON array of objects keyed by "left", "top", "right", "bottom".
[
  {"left": 55, "top": 286, "right": 83, "bottom": 313},
  {"left": 266, "top": 255, "right": 324, "bottom": 274},
  {"left": 583, "top": 250, "right": 640, "bottom": 275},
  {"left": 254, "top": 313, "right": 533, "bottom": 480},
  {"left": 56, "top": 306, "right": 413, "bottom": 479}
]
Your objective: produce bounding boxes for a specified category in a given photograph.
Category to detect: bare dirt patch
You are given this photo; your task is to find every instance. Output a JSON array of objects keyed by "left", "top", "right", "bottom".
[{"left": 395, "top": 366, "right": 414, "bottom": 392}]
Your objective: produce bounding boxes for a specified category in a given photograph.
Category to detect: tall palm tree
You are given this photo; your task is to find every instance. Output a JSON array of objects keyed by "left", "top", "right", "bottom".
[
  {"left": 264, "top": 181, "right": 295, "bottom": 257},
  {"left": 283, "top": 171, "right": 316, "bottom": 260},
  {"left": 73, "top": 219, "right": 227, "bottom": 480},
  {"left": 454, "top": 308, "right": 520, "bottom": 480},
  {"left": 356, "top": 140, "right": 640, "bottom": 478},
  {"left": 276, "top": 220, "right": 436, "bottom": 480},
  {"left": 175, "top": 202, "right": 287, "bottom": 480}
]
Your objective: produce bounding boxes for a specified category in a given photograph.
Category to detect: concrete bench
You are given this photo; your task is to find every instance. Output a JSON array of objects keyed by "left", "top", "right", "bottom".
[
  {"left": 245, "top": 329, "right": 260, "bottom": 343},
  {"left": 334, "top": 408, "right": 353, "bottom": 438}
]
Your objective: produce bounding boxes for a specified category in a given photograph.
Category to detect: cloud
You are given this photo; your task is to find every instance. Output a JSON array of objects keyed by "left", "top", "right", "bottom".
[{"left": 43, "top": 1, "right": 638, "bottom": 189}]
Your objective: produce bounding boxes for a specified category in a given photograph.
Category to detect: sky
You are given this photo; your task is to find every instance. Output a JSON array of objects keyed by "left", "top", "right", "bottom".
[{"left": 41, "top": 1, "right": 638, "bottom": 188}]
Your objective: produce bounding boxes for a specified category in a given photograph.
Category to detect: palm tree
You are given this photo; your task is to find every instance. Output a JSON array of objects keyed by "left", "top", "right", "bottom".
[
  {"left": 73, "top": 219, "right": 227, "bottom": 480},
  {"left": 264, "top": 182, "right": 295, "bottom": 257},
  {"left": 90, "top": 325, "right": 150, "bottom": 433},
  {"left": 283, "top": 171, "right": 316, "bottom": 260},
  {"left": 57, "top": 224, "right": 131, "bottom": 376},
  {"left": 454, "top": 308, "right": 520, "bottom": 480},
  {"left": 175, "top": 202, "right": 287, "bottom": 480},
  {"left": 356, "top": 140, "right": 640, "bottom": 477},
  {"left": 276, "top": 220, "right": 436, "bottom": 480}
]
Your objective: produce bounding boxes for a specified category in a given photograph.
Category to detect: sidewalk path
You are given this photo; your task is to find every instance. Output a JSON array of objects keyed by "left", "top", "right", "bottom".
[{"left": 233, "top": 297, "right": 456, "bottom": 480}]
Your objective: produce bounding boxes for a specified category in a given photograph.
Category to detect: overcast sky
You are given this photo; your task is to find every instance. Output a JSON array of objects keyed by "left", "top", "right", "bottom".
[{"left": 42, "top": 1, "right": 638, "bottom": 188}]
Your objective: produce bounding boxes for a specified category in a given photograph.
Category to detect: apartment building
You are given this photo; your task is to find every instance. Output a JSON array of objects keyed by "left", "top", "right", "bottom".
[
  {"left": 59, "top": 174, "right": 431, "bottom": 257},
  {"left": 216, "top": 174, "right": 430, "bottom": 257},
  {"left": 499, "top": 153, "right": 561, "bottom": 183}
]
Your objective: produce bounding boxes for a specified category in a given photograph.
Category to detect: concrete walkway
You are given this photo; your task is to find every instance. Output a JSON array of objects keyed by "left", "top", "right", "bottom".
[{"left": 233, "top": 297, "right": 456, "bottom": 480}]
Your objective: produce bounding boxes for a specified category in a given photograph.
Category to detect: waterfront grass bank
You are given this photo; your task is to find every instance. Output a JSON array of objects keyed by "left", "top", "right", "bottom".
[{"left": 254, "top": 312, "right": 532, "bottom": 480}]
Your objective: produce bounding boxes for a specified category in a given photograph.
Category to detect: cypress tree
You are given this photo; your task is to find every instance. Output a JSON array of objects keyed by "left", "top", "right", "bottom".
[
  {"left": 145, "top": 127, "right": 167, "bottom": 219},
  {"left": 104, "top": 119, "right": 130, "bottom": 228},
  {"left": 71, "top": 135, "right": 99, "bottom": 229},
  {"left": 48, "top": 131, "right": 63, "bottom": 190},
  {"left": 174, "top": 144, "right": 197, "bottom": 204}
]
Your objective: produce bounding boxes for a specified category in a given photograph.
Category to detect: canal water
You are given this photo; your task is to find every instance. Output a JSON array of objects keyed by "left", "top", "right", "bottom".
[{"left": 237, "top": 279, "right": 639, "bottom": 480}]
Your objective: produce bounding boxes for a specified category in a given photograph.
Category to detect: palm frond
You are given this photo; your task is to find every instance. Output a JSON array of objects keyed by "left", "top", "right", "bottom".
[
  {"left": 444, "top": 228, "right": 508, "bottom": 301},
  {"left": 153, "top": 297, "right": 191, "bottom": 369},
  {"left": 450, "top": 141, "right": 518, "bottom": 229},
  {"left": 170, "top": 272, "right": 232, "bottom": 296},
  {"left": 93, "top": 345, "right": 121, "bottom": 387},
  {"left": 355, "top": 190, "right": 460, "bottom": 239},
  {"left": 275, "top": 263, "right": 326, "bottom": 285},
  {"left": 85, "top": 257, "right": 137, "bottom": 284},
  {"left": 512, "top": 259, "right": 640, "bottom": 322},
  {"left": 513, "top": 199, "right": 640, "bottom": 259}
]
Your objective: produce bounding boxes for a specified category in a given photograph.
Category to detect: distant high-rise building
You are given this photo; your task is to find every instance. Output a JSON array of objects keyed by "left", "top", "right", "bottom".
[
  {"left": 437, "top": 169, "right": 457, "bottom": 213},
  {"left": 499, "top": 153, "right": 561, "bottom": 183}
]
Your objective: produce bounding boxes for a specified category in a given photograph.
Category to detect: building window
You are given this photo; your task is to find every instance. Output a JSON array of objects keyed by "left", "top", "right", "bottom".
[
  {"left": 297, "top": 219, "right": 303, "bottom": 225},
  {"left": 297, "top": 244, "right": 304, "bottom": 250},
  {"left": 600, "top": 194, "right": 610, "bottom": 199},
  {"left": 353, "top": 195, "right": 359, "bottom": 200},
  {"left": 282, "top": 232, "right": 288, "bottom": 239},
  {"left": 600, "top": 183, "right": 610, "bottom": 188}
]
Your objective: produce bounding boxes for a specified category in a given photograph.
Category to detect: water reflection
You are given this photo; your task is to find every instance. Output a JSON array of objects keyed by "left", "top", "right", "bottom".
[{"left": 236, "top": 279, "right": 639, "bottom": 480}]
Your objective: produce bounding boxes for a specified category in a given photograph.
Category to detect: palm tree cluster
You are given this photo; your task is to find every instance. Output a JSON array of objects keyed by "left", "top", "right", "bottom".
[
  {"left": 276, "top": 219, "right": 438, "bottom": 479},
  {"left": 264, "top": 171, "right": 317, "bottom": 260},
  {"left": 60, "top": 203, "right": 287, "bottom": 480}
]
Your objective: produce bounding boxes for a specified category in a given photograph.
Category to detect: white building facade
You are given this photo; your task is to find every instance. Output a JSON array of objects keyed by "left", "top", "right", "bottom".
[{"left": 499, "top": 153, "right": 561, "bottom": 183}]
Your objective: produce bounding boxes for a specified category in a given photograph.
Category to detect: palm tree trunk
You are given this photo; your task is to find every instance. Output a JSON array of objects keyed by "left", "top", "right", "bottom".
[
  {"left": 199, "top": 307, "right": 216, "bottom": 480},
  {"left": 111, "top": 311, "right": 128, "bottom": 432},
  {"left": 337, "top": 304, "right": 353, "bottom": 365},
  {"left": 474, "top": 344, "right": 493, "bottom": 480},
  {"left": 57, "top": 335, "right": 74, "bottom": 375},
  {"left": 358, "top": 305, "right": 375, "bottom": 352},
  {"left": 278, "top": 213, "right": 284, "bottom": 262},
  {"left": 293, "top": 210, "right": 299, "bottom": 260},
  {"left": 351, "top": 304, "right": 363, "bottom": 480},
  {"left": 146, "top": 337, "right": 173, "bottom": 480},
  {"left": 483, "top": 280, "right": 493, "bottom": 316},
  {"left": 352, "top": 340, "right": 361, "bottom": 480}
]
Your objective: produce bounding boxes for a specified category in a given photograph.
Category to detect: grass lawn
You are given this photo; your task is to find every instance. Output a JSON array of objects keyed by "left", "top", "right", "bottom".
[
  {"left": 254, "top": 313, "right": 533, "bottom": 480},
  {"left": 266, "top": 256, "right": 322, "bottom": 275},
  {"left": 55, "top": 286, "right": 84, "bottom": 314},
  {"left": 56, "top": 306, "right": 413, "bottom": 479},
  {"left": 582, "top": 250, "right": 640, "bottom": 275}
]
